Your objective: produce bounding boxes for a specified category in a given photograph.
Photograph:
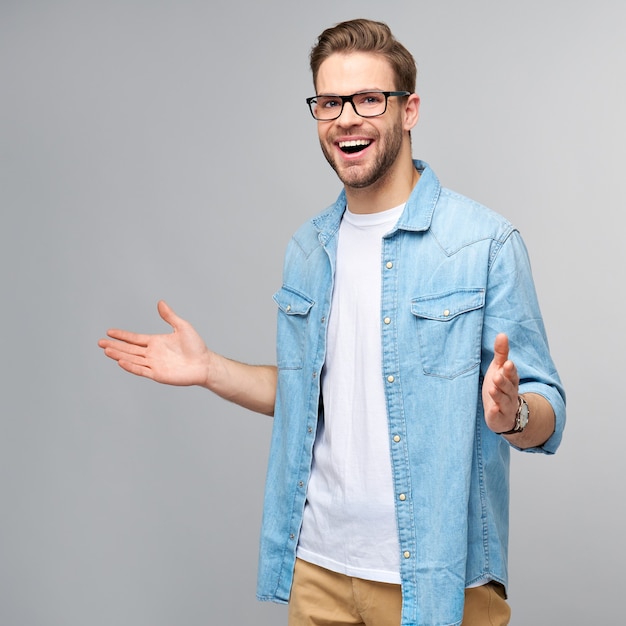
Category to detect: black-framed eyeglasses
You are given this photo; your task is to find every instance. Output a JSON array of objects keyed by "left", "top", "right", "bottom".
[{"left": 306, "top": 90, "right": 411, "bottom": 121}]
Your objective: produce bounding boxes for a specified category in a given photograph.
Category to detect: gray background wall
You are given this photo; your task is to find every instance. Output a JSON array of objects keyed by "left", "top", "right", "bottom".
[{"left": 1, "top": 1, "right": 624, "bottom": 624}]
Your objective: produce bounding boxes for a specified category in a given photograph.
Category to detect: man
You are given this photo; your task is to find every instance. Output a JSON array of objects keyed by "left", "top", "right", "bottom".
[{"left": 99, "top": 18, "right": 565, "bottom": 626}]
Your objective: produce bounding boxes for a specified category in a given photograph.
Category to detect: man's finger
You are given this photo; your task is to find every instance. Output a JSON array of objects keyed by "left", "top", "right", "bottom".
[
  {"left": 492, "top": 333, "right": 509, "bottom": 367},
  {"left": 157, "top": 300, "right": 181, "bottom": 329}
]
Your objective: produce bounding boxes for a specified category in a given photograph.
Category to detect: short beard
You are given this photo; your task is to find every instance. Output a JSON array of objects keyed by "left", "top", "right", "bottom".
[{"left": 320, "top": 121, "right": 404, "bottom": 190}]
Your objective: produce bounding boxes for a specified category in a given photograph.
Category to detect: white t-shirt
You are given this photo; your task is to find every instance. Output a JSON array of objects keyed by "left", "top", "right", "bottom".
[{"left": 296, "top": 204, "right": 405, "bottom": 584}]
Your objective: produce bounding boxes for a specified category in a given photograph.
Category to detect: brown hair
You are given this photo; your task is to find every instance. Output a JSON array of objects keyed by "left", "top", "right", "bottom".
[{"left": 309, "top": 18, "right": 417, "bottom": 93}]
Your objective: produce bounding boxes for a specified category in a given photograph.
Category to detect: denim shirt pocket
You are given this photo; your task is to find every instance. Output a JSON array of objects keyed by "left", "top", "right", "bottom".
[
  {"left": 410, "top": 288, "right": 485, "bottom": 379},
  {"left": 273, "top": 285, "right": 315, "bottom": 370}
]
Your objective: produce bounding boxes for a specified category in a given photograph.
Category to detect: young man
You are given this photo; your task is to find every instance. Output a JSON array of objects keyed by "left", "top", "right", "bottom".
[{"left": 99, "top": 19, "right": 565, "bottom": 626}]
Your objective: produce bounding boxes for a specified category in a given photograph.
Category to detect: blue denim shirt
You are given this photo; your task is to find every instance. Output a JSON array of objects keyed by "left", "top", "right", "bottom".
[{"left": 257, "top": 161, "right": 565, "bottom": 626}]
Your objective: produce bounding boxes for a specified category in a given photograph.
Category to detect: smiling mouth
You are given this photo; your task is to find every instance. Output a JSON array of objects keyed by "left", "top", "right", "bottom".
[{"left": 338, "top": 139, "right": 372, "bottom": 154}]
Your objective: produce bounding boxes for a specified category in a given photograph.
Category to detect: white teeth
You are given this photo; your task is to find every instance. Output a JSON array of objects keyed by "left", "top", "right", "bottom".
[{"left": 338, "top": 139, "right": 371, "bottom": 148}]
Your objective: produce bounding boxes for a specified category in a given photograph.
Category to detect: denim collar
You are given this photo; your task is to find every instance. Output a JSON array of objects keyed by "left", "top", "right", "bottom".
[{"left": 312, "top": 160, "right": 441, "bottom": 244}]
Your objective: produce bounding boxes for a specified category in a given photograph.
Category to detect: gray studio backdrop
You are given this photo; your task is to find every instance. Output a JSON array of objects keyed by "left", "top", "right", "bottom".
[{"left": 1, "top": 1, "right": 624, "bottom": 624}]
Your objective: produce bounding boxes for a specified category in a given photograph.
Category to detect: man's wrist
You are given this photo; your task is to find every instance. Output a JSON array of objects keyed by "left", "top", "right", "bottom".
[{"left": 496, "top": 395, "right": 530, "bottom": 435}]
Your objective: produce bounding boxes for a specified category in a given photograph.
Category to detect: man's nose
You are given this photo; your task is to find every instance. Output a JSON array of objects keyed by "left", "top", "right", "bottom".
[{"left": 336, "top": 100, "right": 363, "bottom": 125}]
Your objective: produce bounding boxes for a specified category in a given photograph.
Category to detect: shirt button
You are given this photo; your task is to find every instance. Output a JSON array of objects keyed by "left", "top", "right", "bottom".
[
  {"left": 383, "top": 317, "right": 391, "bottom": 325},
  {"left": 298, "top": 481, "right": 304, "bottom": 488},
  {"left": 399, "top": 493, "right": 406, "bottom": 501},
  {"left": 443, "top": 309, "right": 450, "bottom": 317},
  {"left": 289, "top": 533, "right": 295, "bottom": 540},
  {"left": 286, "top": 305, "right": 291, "bottom": 312},
  {"left": 321, "top": 316, "right": 326, "bottom": 323},
  {"left": 387, "top": 375, "right": 395, "bottom": 383},
  {"left": 403, "top": 551, "right": 411, "bottom": 559},
  {"left": 386, "top": 261, "right": 393, "bottom": 269},
  {"left": 308, "top": 426, "right": 313, "bottom": 434},
  {"left": 393, "top": 435, "right": 401, "bottom": 443}
]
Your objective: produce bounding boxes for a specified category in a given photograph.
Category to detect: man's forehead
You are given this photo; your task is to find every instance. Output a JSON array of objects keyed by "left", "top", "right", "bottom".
[{"left": 315, "top": 51, "right": 396, "bottom": 93}]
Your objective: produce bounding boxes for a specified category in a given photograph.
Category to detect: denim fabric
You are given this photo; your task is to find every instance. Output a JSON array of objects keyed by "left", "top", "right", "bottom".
[{"left": 256, "top": 161, "right": 566, "bottom": 626}]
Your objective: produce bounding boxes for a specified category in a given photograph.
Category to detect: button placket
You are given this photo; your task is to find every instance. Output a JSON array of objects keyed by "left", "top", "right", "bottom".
[{"left": 382, "top": 247, "right": 414, "bottom": 568}]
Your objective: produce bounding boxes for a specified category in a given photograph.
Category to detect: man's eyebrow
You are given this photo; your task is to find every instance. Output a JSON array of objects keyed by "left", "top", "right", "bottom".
[{"left": 315, "top": 90, "right": 385, "bottom": 97}]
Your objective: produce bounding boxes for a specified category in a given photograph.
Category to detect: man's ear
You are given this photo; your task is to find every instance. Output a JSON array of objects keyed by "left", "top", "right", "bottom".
[{"left": 403, "top": 93, "right": 420, "bottom": 131}]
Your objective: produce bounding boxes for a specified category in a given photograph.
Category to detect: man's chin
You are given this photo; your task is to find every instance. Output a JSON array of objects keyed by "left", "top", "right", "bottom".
[
  {"left": 342, "top": 177, "right": 375, "bottom": 190},
  {"left": 333, "top": 163, "right": 376, "bottom": 189}
]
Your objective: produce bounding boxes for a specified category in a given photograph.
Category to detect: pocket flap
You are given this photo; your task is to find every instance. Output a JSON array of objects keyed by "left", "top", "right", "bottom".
[
  {"left": 411, "top": 288, "right": 485, "bottom": 321},
  {"left": 273, "top": 286, "right": 315, "bottom": 316}
]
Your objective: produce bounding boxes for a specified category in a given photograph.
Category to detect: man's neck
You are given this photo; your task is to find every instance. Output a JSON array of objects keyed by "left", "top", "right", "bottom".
[{"left": 344, "top": 157, "right": 420, "bottom": 215}]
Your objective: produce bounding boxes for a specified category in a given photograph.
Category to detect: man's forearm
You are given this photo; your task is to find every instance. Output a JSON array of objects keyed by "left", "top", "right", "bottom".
[{"left": 203, "top": 353, "right": 277, "bottom": 416}]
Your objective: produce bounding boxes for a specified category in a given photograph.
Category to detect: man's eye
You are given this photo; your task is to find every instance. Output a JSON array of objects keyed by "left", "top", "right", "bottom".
[
  {"left": 321, "top": 99, "right": 341, "bottom": 108},
  {"left": 358, "top": 93, "right": 384, "bottom": 106}
]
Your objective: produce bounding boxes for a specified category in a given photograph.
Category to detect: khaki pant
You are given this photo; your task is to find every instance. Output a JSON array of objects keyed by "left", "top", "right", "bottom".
[{"left": 288, "top": 558, "right": 511, "bottom": 626}]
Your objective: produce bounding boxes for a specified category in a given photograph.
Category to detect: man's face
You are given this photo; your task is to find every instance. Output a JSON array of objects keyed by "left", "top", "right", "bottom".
[{"left": 314, "top": 52, "right": 410, "bottom": 190}]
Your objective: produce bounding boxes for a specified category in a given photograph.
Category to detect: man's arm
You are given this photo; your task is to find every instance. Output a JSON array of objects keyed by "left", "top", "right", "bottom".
[
  {"left": 482, "top": 333, "right": 555, "bottom": 449},
  {"left": 98, "top": 300, "right": 277, "bottom": 416}
]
